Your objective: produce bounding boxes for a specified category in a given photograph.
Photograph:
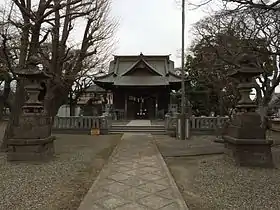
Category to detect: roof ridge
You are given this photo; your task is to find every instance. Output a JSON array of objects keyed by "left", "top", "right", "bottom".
[
  {"left": 120, "top": 57, "right": 163, "bottom": 76},
  {"left": 113, "top": 54, "right": 171, "bottom": 57}
]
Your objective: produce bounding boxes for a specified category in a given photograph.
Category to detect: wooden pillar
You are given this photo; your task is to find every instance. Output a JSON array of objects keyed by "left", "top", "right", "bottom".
[
  {"left": 155, "top": 94, "right": 158, "bottom": 119},
  {"left": 124, "top": 93, "right": 128, "bottom": 119}
]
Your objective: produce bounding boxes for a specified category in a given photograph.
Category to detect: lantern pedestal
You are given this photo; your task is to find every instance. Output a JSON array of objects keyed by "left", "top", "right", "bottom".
[
  {"left": 7, "top": 115, "right": 55, "bottom": 161},
  {"left": 6, "top": 63, "right": 55, "bottom": 161},
  {"left": 224, "top": 54, "right": 273, "bottom": 168},
  {"left": 7, "top": 137, "right": 55, "bottom": 161},
  {"left": 223, "top": 112, "right": 273, "bottom": 168}
]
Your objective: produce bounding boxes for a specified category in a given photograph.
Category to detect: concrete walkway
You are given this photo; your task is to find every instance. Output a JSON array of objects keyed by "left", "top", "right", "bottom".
[
  {"left": 126, "top": 120, "right": 151, "bottom": 126},
  {"left": 78, "top": 133, "right": 188, "bottom": 210}
]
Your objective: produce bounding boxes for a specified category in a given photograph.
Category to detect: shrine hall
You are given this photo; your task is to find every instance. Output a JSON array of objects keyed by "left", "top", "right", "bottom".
[{"left": 94, "top": 53, "right": 181, "bottom": 119}]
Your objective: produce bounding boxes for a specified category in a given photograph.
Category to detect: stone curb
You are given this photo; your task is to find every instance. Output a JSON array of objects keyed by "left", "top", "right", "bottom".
[
  {"left": 153, "top": 136, "right": 190, "bottom": 210},
  {"left": 77, "top": 134, "right": 124, "bottom": 210}
]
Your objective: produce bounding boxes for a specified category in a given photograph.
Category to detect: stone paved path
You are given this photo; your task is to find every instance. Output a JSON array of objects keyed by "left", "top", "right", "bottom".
[
  {"left": 78, "top": 133, "right": 188, "bottom": 210},
  {"left": 126, "top": 120, "right": 151, "bottom": 126}
]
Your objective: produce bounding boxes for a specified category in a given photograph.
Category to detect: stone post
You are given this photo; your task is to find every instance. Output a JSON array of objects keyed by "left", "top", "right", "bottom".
[
  {"left": 165, "top": 113, "right": 177, "bottom": 137},
  {"left": 223, "top": 53, "right": 273, "bottom": 168},
  {"left": 124, "top": 93, "right": 127, "bottom": 120},
  {"left": 100, "top": 115, "right": 110, "bottom": 135},
  {"left": 6, "top": 62, "right": 55, "bottom": 161}
]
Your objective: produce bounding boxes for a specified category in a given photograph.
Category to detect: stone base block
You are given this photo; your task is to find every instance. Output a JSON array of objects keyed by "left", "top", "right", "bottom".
[
  {"left": 166, "top": 128, "right": 176, "bottom": 137},
  {"left": 214, "top": 137, "right": 225, "bottom": 143},
  {"left": 223, "top": 135, "right": 274, "bottom": 168},
  {"left": 7, "top": 136, "right": 55, "bottom": 162},
  {"left": 100, "top": 128, "right": 109, "bottom": 135}
]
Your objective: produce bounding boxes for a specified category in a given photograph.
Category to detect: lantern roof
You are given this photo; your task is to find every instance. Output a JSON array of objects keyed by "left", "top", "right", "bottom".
[
  {"left": 228, "top": 53, "right": 263, "bottom": 78},
  {"left": 16, "top": 65, "right": 51, "bottom": 79}
]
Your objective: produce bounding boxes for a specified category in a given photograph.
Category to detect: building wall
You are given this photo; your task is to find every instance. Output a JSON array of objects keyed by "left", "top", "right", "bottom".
[
  {"left": 56, "top": 90, "right": 113, "bottom": 117},
  {"left": 113, "top": 91, "right": 125, "bottom": 110},
  {"left": 111, "top": 87, "right": 170, "bottom": 119},
  {"left": 78, "top": 91, "right": 113, "bottom": 106},
  {"left": 57, "top": 105, "right": 81, "bottom": 117}
]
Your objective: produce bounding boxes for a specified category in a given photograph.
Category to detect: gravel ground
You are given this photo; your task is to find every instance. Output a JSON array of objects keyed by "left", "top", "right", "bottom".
[
  {"left": 0, "top": 132, "right": 121, "bottom": 210},
  {"left": 158, "top": 135, "right": 280, "bottom": 210}
]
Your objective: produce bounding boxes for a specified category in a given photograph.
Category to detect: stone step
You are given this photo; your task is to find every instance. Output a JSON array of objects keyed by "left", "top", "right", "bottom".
[
  {"left": 110, "top": 130, "right": 166, "bottom": 134},
  {"left": 111, "top": 125, "right": 165, "bottom": 130},
  {"left": 110, "top": 128, "right": 165, "bottom": 134},
  {"left": 110, "top": 124, "right": 166, "bottom": 134}
]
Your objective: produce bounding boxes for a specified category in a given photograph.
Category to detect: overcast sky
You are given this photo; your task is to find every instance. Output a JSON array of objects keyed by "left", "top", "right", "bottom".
[
  {"left": 0, "top": 0, "right": 211, "bottom": 67},
  {"left": 111, "top": 0, "right": 209, "bottom": 67}
]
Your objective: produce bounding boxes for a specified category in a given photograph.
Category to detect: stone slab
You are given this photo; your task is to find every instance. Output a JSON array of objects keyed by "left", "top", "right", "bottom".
[
  {"left": 224, "top": 137, "right": 274, "bottom": 168},
  {"left": 126, "top": 120, "right": 151, "bottom": 126},
  {"left": 6, "top": 140, "right": 55, "bottom": 162},
  {"left": 78, "top": 133, "right": 189, "bottom": 210}
]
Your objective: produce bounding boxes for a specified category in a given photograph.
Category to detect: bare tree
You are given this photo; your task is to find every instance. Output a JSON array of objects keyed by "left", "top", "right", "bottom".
[
  {"left": 1, "top": 0, "right": 117, "bottom": 150},
  {"left": 190, "top": 7, "right": 280, "bottom": 127},
  {"left": 175, "top": 0, "right": 214, "bottom": 9},
  {"left": 67, "top": 61, "right": 108, "bottom": 116},
  {"left": 0, "top": 2, "right": 19, "bottom": 120},
  {"left": 223, "top": 0, "right": 280, "bottom": 11}
]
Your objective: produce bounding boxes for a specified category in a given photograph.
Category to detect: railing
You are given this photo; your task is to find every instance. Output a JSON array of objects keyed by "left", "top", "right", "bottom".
[
  {"left": 190, "top": 117, "right": 229, "bottom": 130},
  {"left": 52, "top": 116, "right": 111, "bottom": 134},
  {"left": 165, "top": 116, "right": 229, "bottom": 136},
  {"left": 190, "top": 117, "right": 229, "bottom": 135},
  {"left": 113, "top": 109, "right": 125, "bottom": 120},
  {"left": 156, "top": 109, "right": 165, "bottom": 119}
]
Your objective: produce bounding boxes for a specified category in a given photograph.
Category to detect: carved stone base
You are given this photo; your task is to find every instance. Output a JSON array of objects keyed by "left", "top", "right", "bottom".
[
  {"left": 7, "top": 136, "right": 55, "bottom": 161},
  {"left": 223, "top": 135, "right": 273, "bottom": 168}
]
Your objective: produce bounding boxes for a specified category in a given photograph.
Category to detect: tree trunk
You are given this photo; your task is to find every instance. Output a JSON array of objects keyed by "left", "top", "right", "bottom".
[
  {"left": 69, "top": 101, "right": 77, "bottom": 127},
  {"left": 0, "top": 80, "right": 12, "bottom": 120},
  {"left": 45, "top": 93, "right": 64, "bottom": 118},
  {"left": 44, "top": 78, "right": 72, "bottom": 118},
  {"left": 0, "top": 102, "right": 4, "bottom": 120},
  {"left": 258, "top": 105, "right": 269, "bottom": 129},
  {"left": 70, "top": 103, "right": 76, "bottom": 116},
  {"left": 44, "top": 85, "right": 69, "bottom": 124},
  {"left": 0, "top": 80, "right": 25, "bottom": 151},
  {"left": 69, "top": 93, "right": 76, "bottom": 116}
]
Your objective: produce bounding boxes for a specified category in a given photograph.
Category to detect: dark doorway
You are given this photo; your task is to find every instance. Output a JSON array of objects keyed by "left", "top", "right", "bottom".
[{"left": 127, "top": 95, "right": 155, "bottom": 119}]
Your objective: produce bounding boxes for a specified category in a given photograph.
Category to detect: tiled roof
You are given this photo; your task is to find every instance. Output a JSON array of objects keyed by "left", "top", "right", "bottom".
[
  {"left": 94, "top": 53, "right": 181, "bottom": 87},
  {"left": 86, "top": 84, "right": 106, "bottom": 92},
  {"left": 114, "top": 76, "right": 169, "bottom": 86}
]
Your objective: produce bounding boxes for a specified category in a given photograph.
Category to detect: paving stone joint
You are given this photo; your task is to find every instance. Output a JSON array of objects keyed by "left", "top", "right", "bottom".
[{"left": 78, "top": 120, "right": 188, "bottom": 210}]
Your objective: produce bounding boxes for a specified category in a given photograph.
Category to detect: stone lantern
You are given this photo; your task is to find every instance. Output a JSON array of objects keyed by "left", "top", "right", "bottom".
[
  {"left": 223, "top": 53, "right": 273, "bottom": 168},
  {"left": 6, "top": 60, "right": 55, "bottom": 161}
]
